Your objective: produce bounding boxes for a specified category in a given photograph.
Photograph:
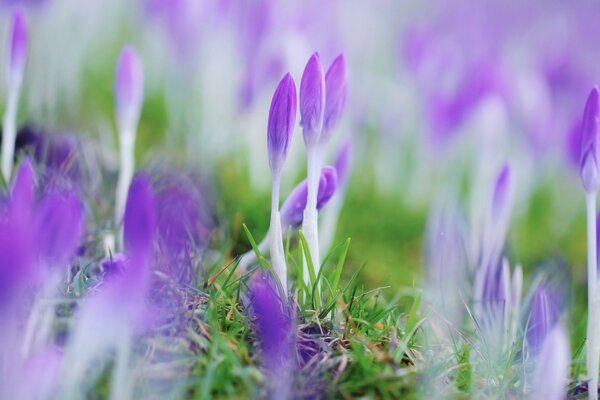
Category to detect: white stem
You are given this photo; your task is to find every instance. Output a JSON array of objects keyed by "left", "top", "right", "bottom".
[
  {"left": 115, "top": 126, "right": 136, "bottom": 240},
  {"left": 587, "top": 191, "right": 599, "bottom": 400},
  {"left": 238, "top": 229, "right": 270, "bottom": 274},
  {"left": 302, "top": 145, "right": 321, "bottom": 286},
  {"left": 2, "top": 86, "right": 20, "bottom": 182},
  {"left": 110, "top": 328, "right": 133, "bottom": 400},
  {"left": 270, "top": 173, "right": 287, "bottom": 295}
]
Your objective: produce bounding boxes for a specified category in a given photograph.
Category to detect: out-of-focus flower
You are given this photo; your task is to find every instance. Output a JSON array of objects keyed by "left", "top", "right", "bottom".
[
  {"left": 333, "top": 139, "right": 353, "bottom": 187},
  {"left": 300, "top": 53, "right": 325, "bottom": 146},
  {"left": 267, "top": 73, "right": 297, "bottom": 174},
  {"left": 0, "top": 158, "right": 84, "bottom": 305},
  {"left": 531, "top": 324, "right": 570, "bottom": 400},
  {"left": 5, "top": 7, "right": 27, "bottom": 90},
  {"left": 248, "top": 272, "right": 294, "bottom": 397},
  {"left": 322, "top": 54, "right": 347, "bottom": 140},
  {"left": 580, "top": 86, "right": 600, "bottom": 193},
  {"left": 526, "top": 285, "right": 559, "bottom": 355},
  {"left": 280, "top": 166, "right": 337, "bottom": 229},
  {"left": 491, "top": 163, "right": 510, "bottom": 222},
  {"left": 115, "top": 45, "right": 144, "bottom": 133}
]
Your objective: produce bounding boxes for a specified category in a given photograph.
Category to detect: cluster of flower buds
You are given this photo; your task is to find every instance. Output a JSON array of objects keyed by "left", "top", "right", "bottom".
[{"left": 254, "top": 53, "right": 348, "bottom": 295}]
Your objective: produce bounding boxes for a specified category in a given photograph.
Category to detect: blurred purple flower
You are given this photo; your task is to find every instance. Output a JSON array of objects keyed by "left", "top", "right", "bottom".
[
  {"left": 33, "top": 191, "right": 84, "bottom": 266},
  {"left": 123, "top": 174, "right": 156, "bottom": 267},
  {"left": 280, "top": 166, "right": 337, "bottom": 229},
  {"left": 267, "top": 73, "right": 297, "bottom": 174},
  {"left": 6, "top": 7, "right": 27, "bottom": 88},
  {"left": 0, "top": 160, "right": 84, "bottom": 306},
  {"left": 526, "top": 285, "right": 559, "bottom": 355},
  {"left": 322, "top": 54, "right": 347, "bottom": 140},
  {"left": 580, "top": 86, "right": 600, "bottom": 193},
  {"left": 248, "top": 272, "right": 294, "bottom": 374},
  {"left": 300, "top": 53, "right": 325, "bottom": 145},
  {"left": 531, "top": 324, "right": 570, "bottom": 400},
  {"left": 151, "top": 169, "right": 216, "bottom": 283},
  {"left": 115, "top": 46, "right": 144, "bottom": 129}
]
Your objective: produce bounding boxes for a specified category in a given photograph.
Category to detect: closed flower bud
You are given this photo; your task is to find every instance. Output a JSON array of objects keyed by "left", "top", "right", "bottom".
[
  {"left": 322, "top": 54, "right": 348, "bottom": 141},
  {"left": 299, "top": 53, "right": 325, "bottom": 145},
  {"left": 267, "top": 73, "right": 297, "bottom": 174},
  {"left": 115, "top": 45, "right": 144, "bottom": 131},
  {"left": 580, "top": 86, "right": 600, "bottom": 193},
  {"left": 6, "top": 8, "right": 27, "bottom": 89}
]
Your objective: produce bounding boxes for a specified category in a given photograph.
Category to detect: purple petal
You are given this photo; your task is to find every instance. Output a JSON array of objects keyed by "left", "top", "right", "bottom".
[
  {"left": 526, "top": 285, "right": 559, "bottom": 355},
  {"left": 248, "top": 272, "right": 294, "bottom": 371},
  {"left": 531, "top": 324, "right": 570, "bottom": 400},
  {"left": 580, "top": 87, "right": 600, "bottom": 192},
  {"left": 280, "top": 166, "right": 338, "bottom": 228},
  {"left": 267, "top": 73, "right": 297, "bottom": 173},
  {"left": 322, "top": 54, "right": 347, "bottom": 140},
  {"left": 333, "top": 139, "right": 353, "bottom": 186},
  {"left": 6, "top": 8, "right": 27, "bottom": 86},
  {"left": 299, "top": 53, "right": 325, "bottom": 144},
  {"left": 115, "top": 45, "right": 144, "bottom": 126},
  {"left": 34, "top": 191, "right": 84, "bottom": 265},
  {"left": 316, "top": 166, "right": 337, "bottom": 208},
  {"left": 123, "top": 174, "right": 156, "bottom": 262}
]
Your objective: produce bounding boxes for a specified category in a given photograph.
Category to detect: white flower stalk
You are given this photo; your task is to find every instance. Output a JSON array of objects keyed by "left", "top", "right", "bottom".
[
  {"left": 266, "top": 73, "right": 297, "bottom": 295},
  {"left": 114, "top": 45, "right": 144, "bottom": 233},
  {"left": 299, "top": 53, "right": 326, "bottom": 285},
  {"left": 2, "top": 9, "right": 28, "bottom": 182},
  {"left": 580, "top": 87, "right": 600, "bottom": 400}
]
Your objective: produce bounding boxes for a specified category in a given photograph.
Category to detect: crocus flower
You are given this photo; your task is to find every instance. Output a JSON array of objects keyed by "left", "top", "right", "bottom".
[
  {"left": 267, "top": 73, "right": 297, "bottom": 295},
  {"left": 280, "top": 166, "right": 338, "bottom": 229},
  {"left": 322, "top": 54, "right": 347, "bottom": 141},
  {"left": 248, "top": 272, "right": 294, "bottom": 398},
  {"left": 267, "top": 73, "right": 296, "bottom": 175},
  {"left": 2, "top": 8, "right": 28, "bottom": 181},
  {"left": 580, "top": 87, "right": 600, "bottom": 193},
  {"left": 63, "top": 175, "right": 156, "bottom": 398},
  {"left": 5, "top": 7, "right": 27, "bottom": 90},
  {"left": 299, "top": 52, "right": 325, "bottom": 146},
  {"left": 580, "top": 86, "right": 600, "bottom": 400},
  {"left": 531, "top": 324, "right": 570, "bottom": 400},
  {"left": 114, "top": 46, "right": 145, "bottom": 229},
  {"left": 526, "top": 285, "right": 559, "bottom": 356}
]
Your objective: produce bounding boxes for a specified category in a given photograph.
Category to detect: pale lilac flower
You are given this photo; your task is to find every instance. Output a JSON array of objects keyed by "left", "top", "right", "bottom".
[
  {"left": 322, "top": 54, "right": 347, "bottom": 140},
  {"left": 267, "top": 73, "right": 297, "bottom": 174},
  {"left": 580, "top": 86, "right": 600, "bottom": 193},
  {"left": 333, "top": 139, "right": 353, "bottom": 186},
  {"left": 531, "top": 324, "right": 570, "bottom": 400},
  {"left": 299, "top": 53, "right": 325, "bottom": 145},
  {"left": 492, "top": 163, "right": 510, "bottom": 222},
  {"left": 526, "top": 285, "right": 559, "bottom": 355},
  {"left": 5, "top": 8, "right": 27, "bottom": 89},
  {"left": 115, "top": 46, "right": 144, "bottom": 130}
]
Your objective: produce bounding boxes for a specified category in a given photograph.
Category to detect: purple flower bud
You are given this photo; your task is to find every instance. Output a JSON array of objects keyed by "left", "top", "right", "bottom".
[
  {"left": 580, "top": 86, "right": 600, "bottom": 193},
  {"left": 299, "top": 53, "right": 325, "bottom": 145},
  {"left": 33, "top": 191, "right": 84, "bottom": 265},
  {"left": 280, "top": 166, "right": 338, "bottom": 228},
  {"left": 531, "top": 324, "right": 570, "bottom": 400},
  {"left": 334, "top": 139, "right": 353, "bottom": 186},
  {"left": 526, "top": 285, "right": 559, "bottom": 355},
  {"left": 267, "top": 73, "right": 297, "bottom": 173},
  {"left": 322, "top": 54, "right": 347, "bottom": 140},
  {"left": 115, "top": 45, "right": 144, "bottom": 128},
  {"left": 492, "top": 163, "right": 510, "bottom": 221},
  {"left": 6, "top": 8, "right": 27, "bottom": 87},
  {"left": 123, "top": 174, "right": 156, "bottom": 262},
  {"left": 248, "top": 272, "right": 294, "bottom": 372}
]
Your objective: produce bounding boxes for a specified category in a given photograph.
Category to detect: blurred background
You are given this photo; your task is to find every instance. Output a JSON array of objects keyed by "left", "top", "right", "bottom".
[{"left": 0, "top": 0, "right": 598, "bottom": 310}]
